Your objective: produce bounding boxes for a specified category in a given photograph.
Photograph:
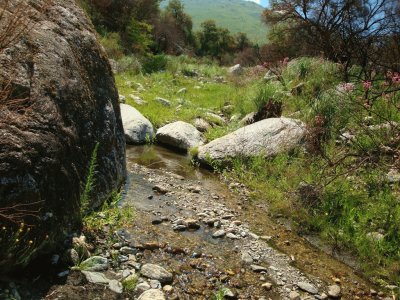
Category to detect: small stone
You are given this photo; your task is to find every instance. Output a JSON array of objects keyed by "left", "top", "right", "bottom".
[
  {"left": 135, "top": 282, "right": 151, "bottom": 294},
  {"left": 153, "top": 185, "right": 169, "bottom": 194},
  {"left": 108, "top": 280, "right": 123, "bottom": 294},
  {"left": 262, "top": 282, "right": 273, "bottom": 290},
  {"left": 138, "top": 288, "right": 166, "bottom": 300},
  {"left": 297, "top": 282, "right": 318, "bottom": 294},
  {"left": 163, "top": 285, "right": 173, "bottom": 293},
  {"left": 222, "top": 214, "right": 235, "bottom": 219},
  {"left": 250, "top": 265, "right": 268, "bottom": 273},
  {"left": 289, "top": 291, "right": 301, "bottom": 300},
  {"left": 141, "top": 264, "right": 173, "bottom": 284},
  {"left": 120, "top": 246, "right": 136, "bottom": 255},
  {"left": 185, "top": 219, "right": 201, "bottom": 230},
  {"left": 173, "top": 224, "right": 187, "bottom": 231},
  {"left": 143, "top": 242, "right": 161, "bottom": 250},
  {"left": 57, "top": 270, "right": 69, "bottom": 278},
  {"left": 328, "top": 285, "right": 341, "bottom": 298},
  {"left": 149, "top": 279, "right": 162, "bottom": 289},
  {"left": 226, "top": 233, "right": 240, "bottom": 240},
  {"left": 82, "top": 271, "right": 110, "bottom": 284},
  {"left": 241, "top": 251, "right": 253, "bottom": 264},
  {"left": 370, "top": 289, "right": 377, "bottom": 296},
  {"left": 212, "top": 229, "right": 226, "bottom": 238}
]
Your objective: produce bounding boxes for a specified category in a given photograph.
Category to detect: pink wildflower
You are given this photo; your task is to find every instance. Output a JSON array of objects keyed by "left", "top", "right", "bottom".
[
  {"left": 392, "top": 73, "right": 400, "bottom": 84},
  {"left": 363, "top": 80, "right": 372, "bottom": 91}
]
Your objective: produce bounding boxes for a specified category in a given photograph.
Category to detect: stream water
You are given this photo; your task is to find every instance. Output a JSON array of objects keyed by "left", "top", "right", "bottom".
[{"left": 120, "top": 144, "right": 380, "bottom": 299}]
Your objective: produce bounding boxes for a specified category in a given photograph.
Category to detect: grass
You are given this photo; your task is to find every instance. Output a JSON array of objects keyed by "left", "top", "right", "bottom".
[
  {"left": 115, "top": 56, "right": 260, "bottom": 140},
  {"left": 115, "top": 55, "right": 400, "bottom": 289},
  {"left": 83, "top": 191, "right": 134, "bottom": 235}
]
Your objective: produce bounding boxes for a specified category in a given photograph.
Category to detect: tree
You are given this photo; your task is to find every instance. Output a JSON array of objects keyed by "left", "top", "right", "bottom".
[
  {"left": 153, "top": 0, "right": 194, "bottom": 54},
  {"left": 197, "top": 20, "right": 236, "bottom": 60},
  {"left": 263, "top": 0, "right": 400, "bottom": 77}
]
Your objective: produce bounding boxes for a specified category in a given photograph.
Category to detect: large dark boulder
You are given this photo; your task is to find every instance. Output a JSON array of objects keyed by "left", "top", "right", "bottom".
[{"left": 0, "top": 0, "right": 126, "bottom": 270}]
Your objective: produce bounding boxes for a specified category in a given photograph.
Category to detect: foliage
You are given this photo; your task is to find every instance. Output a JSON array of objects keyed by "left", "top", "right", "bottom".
[
  {"left": 212, "top": 287, "right": 231, "bottom": 300},
  {"left": 83, "top": 191, "right": 134, "bottom": 235},
  {"left": 100, "top": 32, "right": 124, "bottom": 59},
  {"left": 142, "top": 54, "right": 168, "bottom": 74},
  {"left": 80, "top": 142, "right": 99, "bottom": 216},
  {"left": 263, "top": 0, "right": 400, "bottom": 77}
]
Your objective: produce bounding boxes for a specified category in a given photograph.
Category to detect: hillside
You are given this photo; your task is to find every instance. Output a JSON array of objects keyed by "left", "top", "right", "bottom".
[{"left": 161, "top": 0, "right": 268, "bottom": 43}]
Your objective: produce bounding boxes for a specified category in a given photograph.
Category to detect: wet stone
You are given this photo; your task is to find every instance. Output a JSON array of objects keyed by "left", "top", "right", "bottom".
[{"left": 141, "top": 264, "right": 173, "bottom": 284}]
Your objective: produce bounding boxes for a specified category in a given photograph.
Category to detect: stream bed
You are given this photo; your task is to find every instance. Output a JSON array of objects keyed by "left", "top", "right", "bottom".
[{"left": 120, "top": 145, "right": 381, "bottom": 299}]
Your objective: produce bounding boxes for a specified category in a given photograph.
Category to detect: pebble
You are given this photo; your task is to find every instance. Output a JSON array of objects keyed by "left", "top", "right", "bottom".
[
  {"left": 212, "top": 229, "right": 226, "bottom": 238},
  {"left": 163, "top": 285, "right": 173, "bottom": 293},
  {"left": 297, "top": 282, "right": 319, "bottom": 294},
  {"left": 137, "top": 289, "right": 166, "bottom": 300},
  {"left": 108, "top": 280, "right": 123, "bottom": 294},
  {"left": 226, "top": 233, "right": 240, "bottom": 239},
  {"left": 289, "top": 291, "right": 301, "bottom": 300},
  {"left": 135, "top": 282, "right": 151, "bottom": 294},
  {"left": 241, "top": 251, "right": 253, "bottom": 264},
  {"left": 153, "top": 185, "right": 169, "bottom": 194},
  {"left": 250, "top": 265, "right": 268, "bottom": 273},
  {"left": 119, "top": 246, "right": 136, "bottom": 255},
  {"left": 327, "top": 284, "right": 341, "bottom": 298},
  {"left": 262, "top": 282, "right": 273, "bottom": 290},
  {"left": 82, "top": 271, "right": 110, "bottom": 284},
  {"left": 185, "top": 218, "right": 201, "bottom": 230},
  {"left": 141, "top": 264, "right": 173, "bottom": 284},
  {"left": 173, "top": 224, "right": 187, "bottom": 231}
]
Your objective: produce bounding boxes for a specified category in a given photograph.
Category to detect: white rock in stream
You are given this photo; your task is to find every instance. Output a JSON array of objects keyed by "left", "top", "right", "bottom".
[
  {"left": 156, "top": 121, "right": 204, "bottom": 151},
  {"left": 120, "top": 104, "right": 154, "bottom": 144},
  {"left": 198, "top": 118, "right": 305, "bottom": 165}
]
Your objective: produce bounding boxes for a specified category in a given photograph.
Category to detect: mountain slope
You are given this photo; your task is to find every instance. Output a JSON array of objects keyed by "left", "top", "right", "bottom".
[{"left": 161, "top": 0, "right": 268, "bottom": 43}]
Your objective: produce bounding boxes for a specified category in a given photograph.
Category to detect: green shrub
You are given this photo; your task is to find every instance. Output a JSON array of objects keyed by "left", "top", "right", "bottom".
[{"left": 142, "top": 54, "right": 168, "bottom": 74}]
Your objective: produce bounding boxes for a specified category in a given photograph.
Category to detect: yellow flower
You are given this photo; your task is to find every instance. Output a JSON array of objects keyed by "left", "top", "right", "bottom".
[
  {"left": 2, "top": 226, "right": 5, "bottom": 230},
  {"left": 15, "top": 238, "right": 19, "bottom": 243},
  {"left": 28, "top": 240, "right": 33, "bottom": 245},
  {"left": 27, "top": 228, "right": 31, "bottom": 232},
  {"left": 20, "top": 222, "right": 25, "bottom": 228},
  {"left": 19, "top": 228, "right": 23, "bottom": 233},
  {"left": 45, "top": 235, "right": 49, "bottom": 239}
]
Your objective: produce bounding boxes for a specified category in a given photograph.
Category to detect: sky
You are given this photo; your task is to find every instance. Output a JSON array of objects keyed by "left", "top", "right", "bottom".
[{"left": 245, "top": 0, "right": 269, "bottom": 7}]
